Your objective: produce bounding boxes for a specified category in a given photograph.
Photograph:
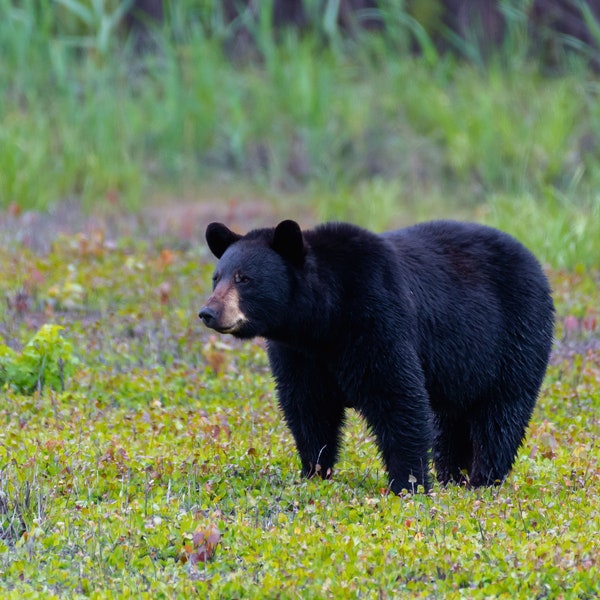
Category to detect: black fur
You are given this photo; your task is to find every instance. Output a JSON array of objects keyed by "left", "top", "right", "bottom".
[{"left": 200, "top": 220, "right": 554, "bottom": 494}]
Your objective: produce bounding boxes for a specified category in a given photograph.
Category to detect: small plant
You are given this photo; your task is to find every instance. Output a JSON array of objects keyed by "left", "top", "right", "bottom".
[{"left": 0, "top": 324, "right": 78, "bottom": 394}]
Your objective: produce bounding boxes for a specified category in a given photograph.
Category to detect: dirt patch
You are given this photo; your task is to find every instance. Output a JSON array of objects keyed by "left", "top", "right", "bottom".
[{"left": 0, "top": 196, "right": 315, "bottom": 254}]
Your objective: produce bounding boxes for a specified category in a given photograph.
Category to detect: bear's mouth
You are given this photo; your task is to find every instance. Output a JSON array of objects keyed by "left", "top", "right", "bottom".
[{"left": 215, "top": 319, "right": 245, "bottom": 334}]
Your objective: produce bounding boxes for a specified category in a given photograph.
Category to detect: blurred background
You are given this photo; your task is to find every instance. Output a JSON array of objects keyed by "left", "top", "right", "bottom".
[{"left": 2, "top": 0, "right": 600, "bottom": 266}]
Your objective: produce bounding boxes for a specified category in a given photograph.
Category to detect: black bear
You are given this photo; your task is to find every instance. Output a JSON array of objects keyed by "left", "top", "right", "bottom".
[{"left": 199, "top": 219, "right": 554, "bottom": 494}]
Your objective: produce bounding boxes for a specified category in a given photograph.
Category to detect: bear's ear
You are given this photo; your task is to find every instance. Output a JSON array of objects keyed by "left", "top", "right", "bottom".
[
  {"left": 272, "top": 220, "right": 305, "bottom": 266},
  {"left": 206, "top": 222, "right": 242, "bottom": 259}
]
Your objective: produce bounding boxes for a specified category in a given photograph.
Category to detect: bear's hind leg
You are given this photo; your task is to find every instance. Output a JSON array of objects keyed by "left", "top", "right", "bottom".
[
  {"left": 432, "top": 414, "right": 473, "bottom": 486},
  {"left": 467, "top": 399, "right": 534, "bottom": 487}
]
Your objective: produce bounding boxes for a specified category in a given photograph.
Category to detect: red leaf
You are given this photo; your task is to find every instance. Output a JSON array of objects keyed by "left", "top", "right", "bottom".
[
  {"left": 582, "top": 315, "right": 597, "bottom": 332},
  {"left": 192, "top": 530, "right": 205, "bottom": 546}
]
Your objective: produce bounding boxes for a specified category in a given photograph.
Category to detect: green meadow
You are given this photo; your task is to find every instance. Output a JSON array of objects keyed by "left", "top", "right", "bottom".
[{"left": 1, "top": 2, "right": 599, "bottom": 597}]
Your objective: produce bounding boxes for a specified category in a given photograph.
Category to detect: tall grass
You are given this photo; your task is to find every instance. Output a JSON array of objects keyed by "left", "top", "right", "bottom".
[
  {"left": 0, "top": 0, "right": 599, "bottom": 267},
  {"left": 481, "top": 189, "right": 600, "bottom": 268}
]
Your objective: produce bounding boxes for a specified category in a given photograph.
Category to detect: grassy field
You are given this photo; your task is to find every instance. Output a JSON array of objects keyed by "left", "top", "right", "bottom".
[
  {"left": 1, "top": 1, "right": 600, "bottom": 597},
  {"left": 0, "top": 209, "right": 598, "bottom": 598}
]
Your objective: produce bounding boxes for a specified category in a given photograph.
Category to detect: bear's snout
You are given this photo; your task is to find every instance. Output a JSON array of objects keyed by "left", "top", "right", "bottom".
[
  {"left": 198, "top": 306, "right": 218, "bottom": 328},
  {"left": 199, "top": 283, "right": 247, "bottom": 336}
]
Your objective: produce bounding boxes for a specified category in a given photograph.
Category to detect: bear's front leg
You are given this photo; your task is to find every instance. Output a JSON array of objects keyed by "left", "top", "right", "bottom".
[
  {"left": 283, "top": 401, "right": 345, "bottom": 480},
  {"left": 355, "top": 360, "right": 433, "bottom": 494},
  {"left": 361, "top": 397, "right": 433, "bottom": 493},
  {"left": 267, "top": 343, "right": 346, "bottom": 481}
]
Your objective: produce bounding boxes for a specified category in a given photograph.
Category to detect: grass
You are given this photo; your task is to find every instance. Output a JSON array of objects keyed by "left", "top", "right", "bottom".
[
  {"left": 480, "top": 189, "right": 600, "bottom": 269},
  {"left": 1, "top": 3, "right": 599, "bottom": 595},
  {"left": 2, "top": 2, "right": 599, "bottom": 265},
  {"left": 1, "top": 2, "right": 600, "bottom": 230},
  {"left": 0, "top": 223, "right": 599, "bottom": 598}
]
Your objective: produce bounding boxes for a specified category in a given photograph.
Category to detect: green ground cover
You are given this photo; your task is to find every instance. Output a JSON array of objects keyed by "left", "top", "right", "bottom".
[{"left": 0, "top": 222, "right": 598, "bottom": 598}]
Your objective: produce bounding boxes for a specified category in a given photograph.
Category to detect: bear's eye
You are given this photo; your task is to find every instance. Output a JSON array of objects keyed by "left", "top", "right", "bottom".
[{"left": 234, "top": 272, "right": 250, "bottom": 284}]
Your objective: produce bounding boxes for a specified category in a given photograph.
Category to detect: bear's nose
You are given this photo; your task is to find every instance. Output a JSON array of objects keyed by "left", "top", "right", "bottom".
[{"left": 199, "top": 306, "right": 217, "bottom": 328}]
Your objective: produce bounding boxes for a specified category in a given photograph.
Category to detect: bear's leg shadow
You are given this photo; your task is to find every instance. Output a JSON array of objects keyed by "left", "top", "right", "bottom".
[{"left": 267, "top": 344, "right": 346, "bottom": 480}]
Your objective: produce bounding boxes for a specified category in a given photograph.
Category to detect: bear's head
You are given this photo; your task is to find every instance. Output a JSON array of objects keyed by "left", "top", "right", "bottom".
[{"left": 199, "top": 220, "right": 306, "bottom": 339}]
